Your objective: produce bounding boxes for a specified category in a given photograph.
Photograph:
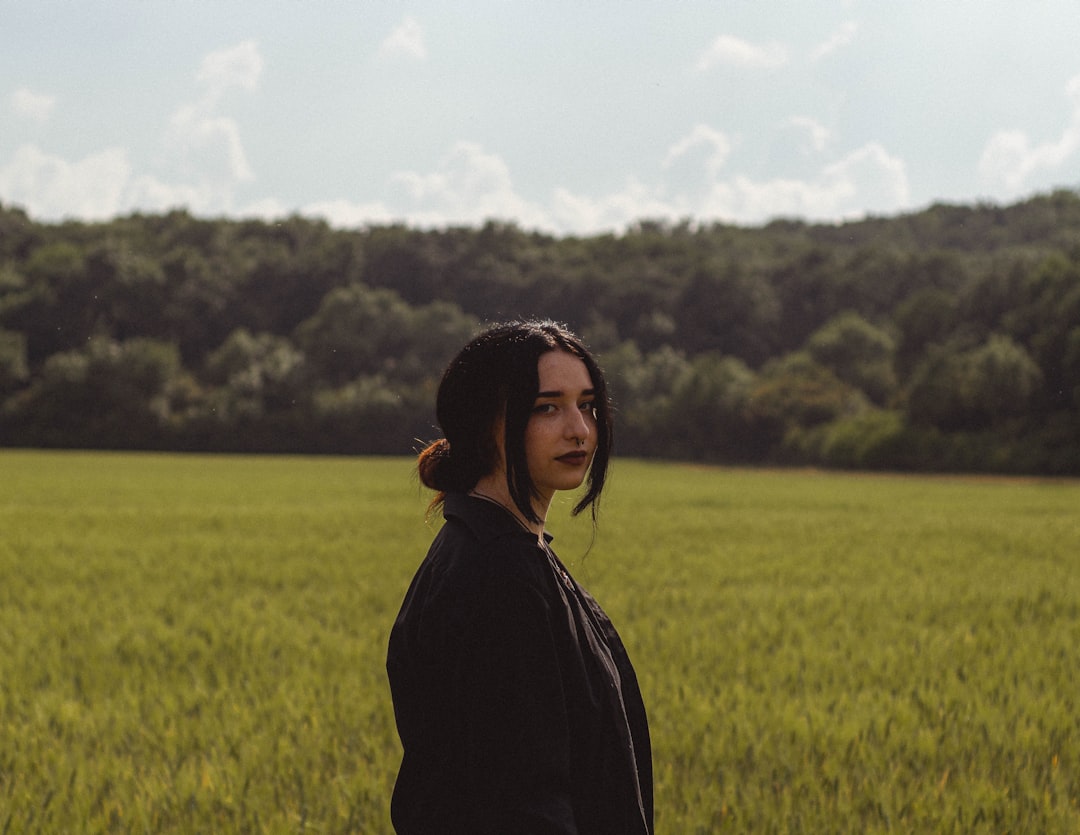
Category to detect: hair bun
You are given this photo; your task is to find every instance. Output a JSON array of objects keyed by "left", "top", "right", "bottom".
[{"left": 417, "top": 438, "right": 452, "bottom": 490}]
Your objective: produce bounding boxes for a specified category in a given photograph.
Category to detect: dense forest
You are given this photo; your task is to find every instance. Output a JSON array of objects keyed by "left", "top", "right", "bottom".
[{"left": 2, "top": 190, "right": 1079, "bottom": 474}]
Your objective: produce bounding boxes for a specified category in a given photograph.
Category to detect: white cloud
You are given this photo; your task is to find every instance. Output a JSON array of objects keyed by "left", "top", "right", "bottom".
[
  {"left": 696, "top": 34, "right": 788, "bottom": 72},
  {"left": 163, "top": 41, "right": 263, "bottom": 187},
  {"left": 0, "top": 142, "right": 253, "bottom": 220},
  {"left": 821, "top": 142, "right": 910, "bottom": 210},
  {"left": 978, "top": 73, "right": 1080, "bottom": 194},
  {"left": 663, "top": 125, "right": 733, "bottom": 178},
  {"left": 686, "top": 140, "right": 909, "bottom": 224},
  {"left": 550, "top": 180, "right": 683, "bottom": 236},
  {"left": 810, "top": 21, "right": 858, "bottom": 61},
  {"left": 197, "top": 40, "right": 263, "bottom": 100},
  {"left": 0, "top": 43, "right": 265, "bottom": 221},
  {"left": 378, "top": 16, "right": 427, "bottom": 61},
  {"left": 301, "top": 198, "right": 397, "bottom": 228},
  {"left": 534, "top": 138, "right": 908, "bottom": 233},
  {"left": 390, "top": 141, "right": 548, "bottom": 227},
  {"left": 226, "top": 195, "right": 394, "bottom": 227},
  {"left": 0, "top": 144, "right": 132, "bottom": 220},
  {"left": 1, "top": 124, "right": 911, "bottom": 233},
  {"left": 124, "top": 175, "right": 217, "bottom": 215},
  {"left": 167, "top": 106, "right": 254, "bottom": 182},
  {"left": 236, "top": 196, "right": 290, "bottom": 221},
  {"left": 10, "top": 88, "right": 56, "bottom": 122},
  {"left": 308, "top": 132, "right": 909, "bottom": 235},
  {"left": 393, "top": 142, "right": 510, "bottom": 203},
  {"left": 785, "top": 116, "right": 831, "bottom": 154}
]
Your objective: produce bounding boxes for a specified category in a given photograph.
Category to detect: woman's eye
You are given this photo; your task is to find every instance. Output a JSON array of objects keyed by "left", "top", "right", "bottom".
[{"left": 532, "top": 400, "right": 595, "bottom": 416}]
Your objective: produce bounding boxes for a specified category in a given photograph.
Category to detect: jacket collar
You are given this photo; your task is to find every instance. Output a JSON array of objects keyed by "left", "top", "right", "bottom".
[{"left": 443, "top": 492, "right": 553, "bottom": 545}]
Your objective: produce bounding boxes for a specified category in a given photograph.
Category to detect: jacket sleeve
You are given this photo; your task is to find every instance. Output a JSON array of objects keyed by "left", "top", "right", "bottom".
[{"left": 452, "top": 574, "right": 579, "bottom": 835}]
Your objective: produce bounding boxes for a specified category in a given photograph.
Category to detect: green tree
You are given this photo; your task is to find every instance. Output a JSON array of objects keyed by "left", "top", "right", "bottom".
[
  {"left": 360, "top": 224, "right": 458, "bottom": 306},
  {"left": 3, "top": 337, "right": 182, "bottom": 447},
  {"left": 0, "top": 203, "right": 40, "bottom": 259},
  {"left": 1066, "top": 326, "right": 1080, "bottom": 410},
  {"left": 295, "top": 284, "right": 476, "bottom": 385},
  {"left": 599, "top": 342, "right": 692, "bottom": 457},
  {"left": 18, "top": 241, "right": 94, "bottom": 362},
  {"left": 311, "top": 374, "right": 431, "bottom": 454},
  {"left": 1001, "top": 252, "right": 1080, "bottom": 411},
  {"left": 892, "top": 287, "right": 957, "bottom": 376},
  {"left": 770, "top": 247, "right": 846, "bottom": 353},
  {"left": 747, "top": 352, "right": 869, "bottom": 450},
  {"left": 234, "top": 216, "right": 362, "bottom": 334},
  {"left": 404, "top": 301, "right": 482, "bottom": 380},
  {"left": 906, "top": 335, "right": 1043, "bottom": 431},
  {"left": 805, "top": 311, "right": 897, "bottom": 405},
  {"left": 159, "top": 243, "right": 246, "bottom": 364},
  {"left": 294, "top": 284, "right": 413, "bottom": 385},
  {"left": 86, "top": 242, "right": 170, "bottom": 341},
  {"left": 0, "top": 263, "right": 33, "bottom": 335},
  {"left": 0, "top": 329, "right": 29, "bottom": 390},
  {"left": 676, "top": 261, "right": 780, "bottom": 365},
  {"left": 201, "top": 329, "right": 309, "bottom": 421},
  {"left": 666, "top": 352, "right": 758, "bottom": 461}
]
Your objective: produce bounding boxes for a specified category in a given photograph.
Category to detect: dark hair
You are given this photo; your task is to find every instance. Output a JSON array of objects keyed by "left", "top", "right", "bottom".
[{"left": 418, "top": 319, "right": 612, "bottom": 524}]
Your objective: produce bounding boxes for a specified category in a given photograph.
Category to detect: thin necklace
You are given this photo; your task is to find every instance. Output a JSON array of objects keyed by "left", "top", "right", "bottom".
[
  {"left": 469, "top": 489, "right": 543, "bottom": 538},
  {"left": 470, "top": 490, "right": 572, "bottom": 589}
]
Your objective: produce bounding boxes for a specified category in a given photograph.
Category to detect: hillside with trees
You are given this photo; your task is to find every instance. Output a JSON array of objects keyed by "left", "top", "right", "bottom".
[{"left": 2, "top": 190, "right": 1079, "bottom": 474}]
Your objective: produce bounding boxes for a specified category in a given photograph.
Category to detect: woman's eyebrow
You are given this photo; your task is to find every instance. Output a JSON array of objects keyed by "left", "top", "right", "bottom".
[{"left": 535, "top": 387, "right": 596, "bottom": 399}]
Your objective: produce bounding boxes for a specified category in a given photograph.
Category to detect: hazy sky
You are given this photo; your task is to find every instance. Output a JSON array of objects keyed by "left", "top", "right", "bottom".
[{"left": 3, "top": 1, "right": 1079, "bottom": 234}]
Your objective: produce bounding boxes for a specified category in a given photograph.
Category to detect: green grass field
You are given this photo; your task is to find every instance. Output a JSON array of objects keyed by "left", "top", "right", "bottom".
[{"left": 2, "top": 450, "right": 1078, "bottom": 833}]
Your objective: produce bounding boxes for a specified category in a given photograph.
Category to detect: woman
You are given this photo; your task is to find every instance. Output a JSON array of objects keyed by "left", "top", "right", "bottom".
[{"left": 386, "top": 320, "right": 653, "bottom": 834}]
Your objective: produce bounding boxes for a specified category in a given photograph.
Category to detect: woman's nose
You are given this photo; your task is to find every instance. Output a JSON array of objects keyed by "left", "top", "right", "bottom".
[{"left": 566, "top": 408, "right": 590, "bottom": 438}]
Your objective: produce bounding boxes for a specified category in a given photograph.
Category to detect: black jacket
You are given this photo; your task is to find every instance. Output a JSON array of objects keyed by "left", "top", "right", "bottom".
[{"left": 387, "top": 493, "right": 653, "bottom": 834}]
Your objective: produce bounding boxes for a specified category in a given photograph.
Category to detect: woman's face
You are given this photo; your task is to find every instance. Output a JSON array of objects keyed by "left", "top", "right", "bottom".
[{"left": 524, "top": 350, "right": 598, "bottom": 503}]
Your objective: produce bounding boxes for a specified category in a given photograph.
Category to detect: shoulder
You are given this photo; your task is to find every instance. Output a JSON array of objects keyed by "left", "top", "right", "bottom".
[
  {"left": 394, "top": 508, "right": 561, "bottom": 656},
  {"left": 427, "top": 509, "right": 552, "bottom": 599},
  {"left": 400, "top": 495, "right": 554, "bottom": 608}
]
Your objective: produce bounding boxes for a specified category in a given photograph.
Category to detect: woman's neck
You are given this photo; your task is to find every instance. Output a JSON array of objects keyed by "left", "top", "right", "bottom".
[{"left": 469, "top": 473, "right": 549, "bottom": 539}]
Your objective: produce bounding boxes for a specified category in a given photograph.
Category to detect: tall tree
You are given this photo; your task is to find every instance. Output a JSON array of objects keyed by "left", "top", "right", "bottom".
[
  {"left": 806, "top": 311, "right": 897, "bottom": 406},
  {"left": 906, "top": 335, "right": 1043, "bottom": 431}
]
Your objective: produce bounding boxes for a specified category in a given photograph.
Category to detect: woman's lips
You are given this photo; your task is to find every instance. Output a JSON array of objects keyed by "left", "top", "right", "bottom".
[{"left": 556, "top": 451, "right": 589, "bottom": 465}]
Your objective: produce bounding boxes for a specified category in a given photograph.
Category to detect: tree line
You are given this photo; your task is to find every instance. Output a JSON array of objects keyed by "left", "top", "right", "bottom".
[{"left": 1, "top": 190, "right": 1079, "bottom": 474}]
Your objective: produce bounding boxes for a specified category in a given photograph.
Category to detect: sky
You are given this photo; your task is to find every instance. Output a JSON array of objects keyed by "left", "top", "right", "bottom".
[{"left": 3, "top": 0, "right": 1080, "bottom": 236}]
